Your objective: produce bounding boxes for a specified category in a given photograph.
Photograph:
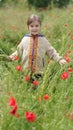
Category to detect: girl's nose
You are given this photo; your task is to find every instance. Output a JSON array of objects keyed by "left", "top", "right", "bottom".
[
  {"left": 33, "top": 27, "right": 36, "bottom": 29},
  {"left": 33, "top": 28, "right": 36, "bottom": 31}
]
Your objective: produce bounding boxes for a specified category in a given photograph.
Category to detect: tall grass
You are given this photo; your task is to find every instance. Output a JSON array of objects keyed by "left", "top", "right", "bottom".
[{"left": 0, "top": 3, "right": 73, "bottom": 130}]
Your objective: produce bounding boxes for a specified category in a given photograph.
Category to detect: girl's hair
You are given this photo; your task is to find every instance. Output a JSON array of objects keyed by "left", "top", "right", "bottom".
[{"left": 27, "top": 14, "right": 42, "bottom": 26}]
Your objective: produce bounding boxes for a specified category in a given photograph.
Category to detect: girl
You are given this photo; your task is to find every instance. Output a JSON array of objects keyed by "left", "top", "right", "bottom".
[{"left": 8, "top": 14, "right": 67, "bottom": 77}]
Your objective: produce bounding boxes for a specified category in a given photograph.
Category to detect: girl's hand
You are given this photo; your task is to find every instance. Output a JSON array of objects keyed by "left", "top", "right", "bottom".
[
  {"left": 59, "top": 59, "right": 67, "bottom": 65},
  {"left": 6, "top": 56, "right": 12, "bottom": 61}
]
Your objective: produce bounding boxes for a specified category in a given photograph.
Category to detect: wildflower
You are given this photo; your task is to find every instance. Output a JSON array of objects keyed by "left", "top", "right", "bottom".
[
  {"left": 10, "top": 105, "right": 18, "bottom": 115},
  {"left": 7, "top": 91, "right": 12, "bottom": 96},
  {"left": 71, "top": 36, "right": 73, "bottom": 40},
  {"left": 64, "top": 23, "right": 69, "bottom": 27},
  {"left": 44, "top": 94, "right": 50, "bottom": 100},
  {"left": 64, "top": 55, "right": 70, "bottom": 62},
  {"left": 68, "top": 67, "right": 73, "bottom": 72},
  {"left": 25, "top": 111, "right": 36, "bottom": 122},
  {"left": 10, "top": 25, "right": 18, "bottom": 30},
  {"left": 25, "top": 75, "right": 30, "bottom": 81},
  {"left": 67, "top": 113, "right": 73, "bottom": 120},
  {"left": 33, "top": 80, "right": 38, "bottom": 86},
  {"left": 8, "top": 97, "right": 17, "bottom": 106},
  {"left": 67, "top": 44, "right": 71, "bottom": 48},
  {"left": 38, "top": 97, "right": 42, "bottom": 101},
  {"left": 61, "top": 72, "right": 69, "bottom": 80},
  {"left": 66, "top": 50, "right": 71, "bottom": 54},
  {"left": 13, "top": 56, "right": 19, "bottom": 60},
  {"left": 68, "top": 30, "right": 72, "bottom": 36},
  {"left": 8, "top": 97, "right": 19, "bottom": 117},
  {"left": 16, "top": 65, "right": 22, "bottom": 71}
]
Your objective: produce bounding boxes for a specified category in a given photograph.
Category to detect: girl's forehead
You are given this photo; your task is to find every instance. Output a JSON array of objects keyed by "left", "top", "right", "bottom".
[{"left": 30, "top": 20, "right": 40, "bottom": 25}]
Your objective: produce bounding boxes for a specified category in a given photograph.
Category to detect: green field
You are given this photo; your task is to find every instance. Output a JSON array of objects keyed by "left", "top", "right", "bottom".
[{"left": 0, "top": 3, "right": 73, "bottom": 130}]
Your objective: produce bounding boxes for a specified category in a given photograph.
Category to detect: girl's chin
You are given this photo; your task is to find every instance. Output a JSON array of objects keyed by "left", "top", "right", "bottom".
[{"left": 32, "top": 32, "right": 38, "bottom": 35}]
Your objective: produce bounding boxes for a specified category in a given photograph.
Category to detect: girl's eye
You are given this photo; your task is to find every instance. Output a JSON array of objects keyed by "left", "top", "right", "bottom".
[
  {"left": 30, "top": 25, "right": 33, "bottom": 27},
  {"left": 36, "top": 25, "right": 39, "bottom": 27}
]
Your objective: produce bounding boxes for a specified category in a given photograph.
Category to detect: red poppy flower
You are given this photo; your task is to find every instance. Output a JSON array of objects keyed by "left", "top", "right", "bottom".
[
  {"left": 8, "top": 97, "right": 19, "bottom": 117},
  {"left": 10, "top": 105, "right": 18, "bottom": 115},
  {"left": 25, "top": 75, "right": 30, "bottom": 81},
  {"left": 44, "top": 94, "right": 50, "bottom": 100},
  {"left": 61, "top": 72, "right": 69, "bottom": 80},
  {"left": 64, "top": 55, "right": 70, "bottom": 62},
  {"left": 16, "top": 65, "right": 22, "bottom": 71},
  {"left": 33, "top": 80, "right": 38, "bottom": 86},
  {"left": 8, "top": 97, "right": 17, "bottom": 106},
  {"left": 25, "top": 111, "right": 36, "bottom": 122},
  {"left": 13, "top": 56, "right": 19, "bottom": 60},
  {"left": 68, "top": 67, "right": 73, "bottom": 72}
]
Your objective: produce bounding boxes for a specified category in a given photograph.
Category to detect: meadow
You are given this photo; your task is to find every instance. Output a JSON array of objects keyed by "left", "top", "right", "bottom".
[{"left": 0, "top": 2, "right": 73, "bottom": 130}]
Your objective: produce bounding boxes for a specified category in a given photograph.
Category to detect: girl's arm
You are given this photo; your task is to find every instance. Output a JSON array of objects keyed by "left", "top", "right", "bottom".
[
  {"left": 45, "top": 38, "right": 67, "bottom": 65},
  {"left": 8, "top": 37, "right": 25, "bottom": 60}
]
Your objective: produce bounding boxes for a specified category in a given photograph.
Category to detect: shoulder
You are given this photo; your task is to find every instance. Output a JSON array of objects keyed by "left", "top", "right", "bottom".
[
  {"left": 39, "top": 35, "right": 48, "bottom": 42},
  {"left": 25, "top": 33, "right": 30, "bottom": 37},
  {"left": 19, "top": 35, "right": 29, "bottom": 45},
  {"left": 22, "top": 34, "right": 30, "bottom": 39},
  {"left": 21, "top": 34, "right": 30, "bottom": 41},
  {"left": 38, "top": 34, "right": 44, "bottom": 37}
]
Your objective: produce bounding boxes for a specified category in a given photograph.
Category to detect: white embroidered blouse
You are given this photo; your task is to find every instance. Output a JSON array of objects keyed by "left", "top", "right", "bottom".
[{"left": 9, "top": 34, "right": 62, "bottom": 74}]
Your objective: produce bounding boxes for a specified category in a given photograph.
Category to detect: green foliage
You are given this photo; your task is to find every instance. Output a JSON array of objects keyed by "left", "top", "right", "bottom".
[
  {"left": 0, "top": 0, "right": 72, "bottom": 8},
  {"left": 54, "top": 0, "right": 70, "bottom": 7},
  {"left": 27, "top": 0, "right": 50, "bottom": 8},
  {"left": 33, "top": 0, "right": 50, "bottom": 8},
  {"left": 27, "top": 0, "right": 71, "bottom": 8},
  {"left": 0, "top": 0, "right": 18, "bottom": 6},
  {"left": 0, "top": 0, "right": 6, "bottom": 6},
  {"left": 27, "top": 0, "right": 34, "bottom": 5}
]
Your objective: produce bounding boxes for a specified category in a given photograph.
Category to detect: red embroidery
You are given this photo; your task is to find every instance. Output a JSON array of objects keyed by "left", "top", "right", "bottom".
[{"left": 28, "top": 34, "right": 38, "bottom": 73}]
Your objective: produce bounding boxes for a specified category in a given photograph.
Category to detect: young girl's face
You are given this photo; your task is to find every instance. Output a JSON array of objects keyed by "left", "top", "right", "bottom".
[{"left": 28, "top": 20, "right": 41, "bottom": 35}]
